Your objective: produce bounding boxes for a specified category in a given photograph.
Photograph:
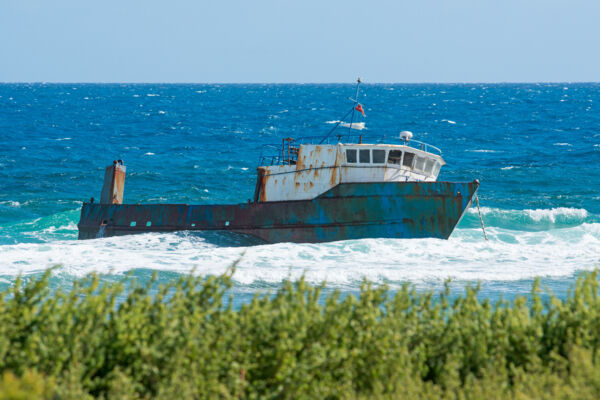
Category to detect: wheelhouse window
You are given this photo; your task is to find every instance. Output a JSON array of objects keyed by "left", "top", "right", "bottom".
[
  {"left": 415, "top": 156, "right": 426, "bottom": 172},
  {"left": 372, "top": 149, "right": 386, "bottom": 164},
  {"left": 402, "top": 152, "right": 415, "bottom": 168},
  {"left": 388, "top": 150, "right": 402, "bottom": 165},
  {"left": 359, "top": 149, "right": 370, "bottom": 163},
  {"left": 424, "top": 159, "right": 435, "bottom": 175},
  {"left": 346, "top": 149, "right": 357, "bottom": 163},
  {"left": 433, "top": 162, "right": 441, "bottom": 176}
]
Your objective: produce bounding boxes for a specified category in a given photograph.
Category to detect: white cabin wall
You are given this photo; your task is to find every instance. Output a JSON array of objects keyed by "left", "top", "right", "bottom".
[
  {"left": 258, "top": 143, "right": 442, "bottom": 202},
  {"left": 384, "top": 167, "right": 411, "bottom": 182},
  {"left": 340, "top": 166, "right": 435, "bottom": 183},
  {"left": 339, "top": 166, "right": 386, "bottom": 183},
  {"left": 260, "top": 145, "right": 341, "bottom": 202}
]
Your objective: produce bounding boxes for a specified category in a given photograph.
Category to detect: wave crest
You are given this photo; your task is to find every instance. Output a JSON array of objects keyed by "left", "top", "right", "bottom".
[
  {"left": 465, "top": 207, "right": 592, "bottom": 230},
  {"left": 1, "top": 222, "right": 599, "bottom": 287}
]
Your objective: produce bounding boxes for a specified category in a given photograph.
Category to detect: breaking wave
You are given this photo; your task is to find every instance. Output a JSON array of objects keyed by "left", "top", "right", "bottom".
[
  {"left": 0, "top": 207, "right": 598, "bottom": 290},
  {"left": 0, "top": 209, "right": 79, "bottom": 244},
  {"left": 464, "top": 207, "right": 594, "bottom": 230}
]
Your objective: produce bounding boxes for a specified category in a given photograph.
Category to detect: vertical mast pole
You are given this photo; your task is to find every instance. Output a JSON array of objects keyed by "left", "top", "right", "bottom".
[{"left": 348, "top": 77, "right": 361, "bottom": 136}]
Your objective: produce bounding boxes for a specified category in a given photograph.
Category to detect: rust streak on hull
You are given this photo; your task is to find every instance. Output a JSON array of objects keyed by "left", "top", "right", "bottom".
[{"left": 78, "top": 181, "right": 478, "bottom": 243}]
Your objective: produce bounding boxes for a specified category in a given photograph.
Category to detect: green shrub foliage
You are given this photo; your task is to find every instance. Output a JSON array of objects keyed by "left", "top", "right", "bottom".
[{"left": 1, "top": 270, "right": 600, "bottom": 399}]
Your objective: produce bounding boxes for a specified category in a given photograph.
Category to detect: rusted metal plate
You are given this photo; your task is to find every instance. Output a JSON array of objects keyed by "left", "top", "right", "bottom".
[
  {"left": 78, "top": 181, "right": 478, "bottom": 243},
  {"left": 260, "top": 145, "right": 340, "bottom": 202},
  {"left": 112, "top": 165, "right": 126, "bottom": 204},
  {"left": 100, "top": 163, "right": 126, "bottom": 204}
]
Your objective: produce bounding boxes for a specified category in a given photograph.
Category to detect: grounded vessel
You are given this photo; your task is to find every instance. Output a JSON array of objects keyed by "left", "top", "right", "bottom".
[{"left": 78, "top": 80, "right": 479, "bottom": 243}]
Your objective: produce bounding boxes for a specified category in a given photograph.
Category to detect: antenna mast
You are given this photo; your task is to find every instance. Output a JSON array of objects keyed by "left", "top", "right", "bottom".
[
  {"left": 348, "top": 77, "right": 361, "bottom": 132},
  {"left": 318, "top": 77, "right": 365, "bottom": 145}
]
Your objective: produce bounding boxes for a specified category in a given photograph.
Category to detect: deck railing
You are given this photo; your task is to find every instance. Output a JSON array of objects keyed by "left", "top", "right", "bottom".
[{"left": 258, "top": 133, "right": 442, "bottom": 166}]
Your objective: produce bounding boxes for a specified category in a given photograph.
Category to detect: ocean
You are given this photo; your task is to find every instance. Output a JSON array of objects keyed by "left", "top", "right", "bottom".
[{"left": 1, "top": 83, "right": 599, "bottom": 304}]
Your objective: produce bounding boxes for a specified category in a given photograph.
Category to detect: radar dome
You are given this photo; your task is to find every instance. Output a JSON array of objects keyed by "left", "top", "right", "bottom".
[{"left": 399, "top": 131, "right": 413, "bottom": 141}]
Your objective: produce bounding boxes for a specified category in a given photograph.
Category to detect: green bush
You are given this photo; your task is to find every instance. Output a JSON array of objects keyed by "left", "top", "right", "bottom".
[{"left": 1, "top": 269, "right": 600, "bottom": 399}]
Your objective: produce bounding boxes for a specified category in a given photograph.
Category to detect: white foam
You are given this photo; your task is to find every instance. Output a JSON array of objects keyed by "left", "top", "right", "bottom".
[
  {"left": 146, "top": 94, "right": 160, "bottom": 97},
  {"left": 442, "top": 119, "right": 456, "bottom": 124},
  {"left": 339, "top": 122, "right": 365, "bottom": 130},
  {"left": 501, "top": 166, "right": 515, "bottom": 170},
  {"left": 23, "top": 222, "right": 78, "bottom": 242},
  {"left": 526, "top": 207, "right": 588, "bottom": 223},
  {"left": 553, "top": 143, "right": 572, "bottom": 146},
  {"left": 158, "top": 110, "right": 166, "bottom": 114},
  {"left": 144, "top": 152, "right": 155, "bottom": 156},
  {"left": 226, "top": 166, "right": 250, "bottom": 172},
  {"left": 467, "top": 149, "right": 498, "bottom": 153},
  {"left": 325, "top": 120, "right": 366, "bottom": 130},
  {"left": 0, "top": 201, "right": 21, "bottom": 207},
  {"left": 36, "top": 222, "right": 78, "bottom": 235},
  {"left": 1, "top": 223, "right": 598, "bottom": 287},
  {"left": 471, "top": 206, "right": 589, "bottom": 224}
]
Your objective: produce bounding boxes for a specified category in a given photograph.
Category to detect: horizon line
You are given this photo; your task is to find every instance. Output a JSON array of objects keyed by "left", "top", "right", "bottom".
[{"left": 1, "top": 80, "right": 600, "bottom": 85}]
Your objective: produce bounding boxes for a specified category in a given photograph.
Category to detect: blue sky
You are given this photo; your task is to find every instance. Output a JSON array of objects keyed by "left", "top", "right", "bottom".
[{"left": 1, "top": 0, "right": 599, "bottom": 82}]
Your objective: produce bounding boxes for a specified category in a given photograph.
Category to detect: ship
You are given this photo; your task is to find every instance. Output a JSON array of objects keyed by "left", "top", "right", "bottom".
[{"left": 78, "top": 79, "right": 479, "bottom": 243}]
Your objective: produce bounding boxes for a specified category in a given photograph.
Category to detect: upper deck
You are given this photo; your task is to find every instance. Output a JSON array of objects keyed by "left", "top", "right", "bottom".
[
  {"left": 259, "top": 133, "right": 442, "bottom": 166},
  {"left": 252, "top": 79, "right": 449, "bottom": 202},
  {"left": 254, "top": 133, "right": 446, "bottom": 202}
]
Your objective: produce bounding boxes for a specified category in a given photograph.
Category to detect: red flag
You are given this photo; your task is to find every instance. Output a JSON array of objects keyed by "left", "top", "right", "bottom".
[{"left": 355, "top": 103, "right": 365, "bottom": 116}]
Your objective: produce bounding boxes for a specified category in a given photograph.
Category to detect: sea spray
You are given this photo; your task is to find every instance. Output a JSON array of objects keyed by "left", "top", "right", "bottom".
[{"left": 1, "top": 221, "right": 598, "bottom": 288}]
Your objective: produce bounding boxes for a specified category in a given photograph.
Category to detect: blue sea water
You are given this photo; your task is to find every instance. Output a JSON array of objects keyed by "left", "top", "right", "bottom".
[{"left": 0, "top": 83, "right": 599, "bottom": 304}]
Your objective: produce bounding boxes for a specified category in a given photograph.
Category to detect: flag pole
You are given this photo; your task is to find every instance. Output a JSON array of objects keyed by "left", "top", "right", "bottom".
[
  {"left": 348, "top": 77, "right": 361, "bottom": 135},
  {"left": 318, "top": 77, "right": 363, "bottom": 145}
]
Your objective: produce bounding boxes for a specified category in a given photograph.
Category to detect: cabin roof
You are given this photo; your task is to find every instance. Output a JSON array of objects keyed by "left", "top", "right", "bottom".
[{"left": 258, "top": 133, "right": 443, "bottom": 167}]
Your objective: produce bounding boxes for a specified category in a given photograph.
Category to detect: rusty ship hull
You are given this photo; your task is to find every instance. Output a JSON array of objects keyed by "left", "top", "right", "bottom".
[{"left": 78, "top": 180, "right": 478, "bottom": 243}]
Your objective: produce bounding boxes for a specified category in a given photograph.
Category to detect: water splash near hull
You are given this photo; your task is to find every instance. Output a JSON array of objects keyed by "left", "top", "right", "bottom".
[{"left": 2, "top": 222, "right": 599, "bottom": 289}]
